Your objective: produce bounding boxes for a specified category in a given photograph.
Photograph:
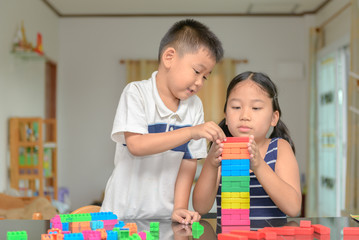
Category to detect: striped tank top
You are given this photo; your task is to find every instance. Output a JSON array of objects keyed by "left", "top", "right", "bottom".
[{"left": 216, "top": 138, "right": 286, "bottom": 230}]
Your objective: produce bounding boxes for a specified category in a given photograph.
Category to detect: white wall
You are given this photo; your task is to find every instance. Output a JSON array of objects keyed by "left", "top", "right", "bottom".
[
  {"left": 1, "top": 0, "right": 350, "bottom": 212},
  {"left": 58, "top": 17, "right": 312, "bottom": 209},
  {"left": 0, "top": 0, "right": 58, "bottom": 192}
]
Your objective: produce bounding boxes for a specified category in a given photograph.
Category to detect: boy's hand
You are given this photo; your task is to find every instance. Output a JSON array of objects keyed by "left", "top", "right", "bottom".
[
  {"left": 207, "top": 139, "right": 223, "bottom": 168},
  {"left": 172, "top": 208, "right": 201, "bottom": 225},
  {"left": 190, "top": 121, "right": 226, "bottom": 142}
]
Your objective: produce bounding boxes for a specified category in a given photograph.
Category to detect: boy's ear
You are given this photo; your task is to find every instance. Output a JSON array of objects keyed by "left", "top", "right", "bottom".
[
  {"left": 161, "top": 47, "right": 176, "bottom": 68},
  {"left": 271, "top": 110, "right": 280, "bottom": 127}
]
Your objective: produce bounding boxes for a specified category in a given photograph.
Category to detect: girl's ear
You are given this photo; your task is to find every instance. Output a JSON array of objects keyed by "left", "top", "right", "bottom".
[
  {"left": 271, "top": 110, "right": 280, "bottom": 127},
  {"left": 161, "top": 47, "right": 176, "bottom": 69}
]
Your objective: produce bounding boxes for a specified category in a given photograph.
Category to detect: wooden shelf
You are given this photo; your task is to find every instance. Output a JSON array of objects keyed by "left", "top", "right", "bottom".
[
  {"left": 9, "top": 117, "right": 58, "bottom": 200},
  {"left": 11, "top": 51, "right": 46, "bottom": 61}
]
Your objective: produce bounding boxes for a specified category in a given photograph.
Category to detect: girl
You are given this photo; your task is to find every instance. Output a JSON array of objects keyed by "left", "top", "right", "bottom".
[{"left": 193, "top": 71, "right": 302, "bottom": 222}]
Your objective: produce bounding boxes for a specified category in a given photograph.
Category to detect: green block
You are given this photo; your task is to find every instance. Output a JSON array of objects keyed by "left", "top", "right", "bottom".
[
  {"left": 129, "top": 233, "right": 141, "bottom": 240},
  {"left": 7, "top": 231, "right": 27, "bottom": 240},
  {"left": 222, "top": 176, "right": 250, "bottom": 182},
  {"left": 71, "top": 213, "right": 91, "bottom": 222},
  {"left": 150, "top": 221, "right": 160, "bottom": 232},
  {"left": 144, "top": 231, "right": 154, "bottom": 240},
  {"left": 120, "top": 229, "right": 130, "bottom": 239},
  {"left": 222, "top": 185, "right": 250, "bottom": 192},
  {"left": 192, "top": 222, "right": 204, "bottom": 239}
]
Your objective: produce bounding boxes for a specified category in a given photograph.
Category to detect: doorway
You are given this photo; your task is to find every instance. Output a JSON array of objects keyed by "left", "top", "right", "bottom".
[{"left": 316, "top": 41, "right": 349, "bottom": 217}]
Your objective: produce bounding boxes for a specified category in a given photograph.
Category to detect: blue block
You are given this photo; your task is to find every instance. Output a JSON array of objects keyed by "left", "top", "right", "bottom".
[
  {"left": 90, "top": 220, "right": 104, "bottom": 230},
  {"left": 90, "top": 212, "right": 117, "bottom": 220},
  {"left": 114, "top": 220, "right": 125, "bottom": 228},
  {"left": 62, "top": 222, "right": 69, "bottom": 231},
  {"left": 64, "top": 233, "right": 84, "bottom": 240},
  {"left": 106, "top": 231, "right": 118, "bottom": 240}
]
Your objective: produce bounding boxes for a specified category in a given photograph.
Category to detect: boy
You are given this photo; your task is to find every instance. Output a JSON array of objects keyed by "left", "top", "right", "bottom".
[{"left": 101, "top": 19, "right": 225, "bottom": 224}]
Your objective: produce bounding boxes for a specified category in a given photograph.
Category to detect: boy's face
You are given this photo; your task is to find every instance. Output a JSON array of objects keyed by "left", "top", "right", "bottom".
[{"left": 166, "top": 47, "right": 216, "bottom": 101}]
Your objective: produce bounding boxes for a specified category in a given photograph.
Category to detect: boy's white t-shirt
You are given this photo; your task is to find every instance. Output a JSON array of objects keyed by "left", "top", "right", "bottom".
[{"left": 100, "top": 71, "right": 207, "bottom": 219}]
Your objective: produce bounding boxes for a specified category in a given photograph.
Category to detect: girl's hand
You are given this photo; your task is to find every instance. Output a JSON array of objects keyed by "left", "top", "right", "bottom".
[
  {"left": 207, "top": 139, "right": 223, "bottom": 168},
  {"left": 248, "top": 135, "right": 264, "bottom": 171}
]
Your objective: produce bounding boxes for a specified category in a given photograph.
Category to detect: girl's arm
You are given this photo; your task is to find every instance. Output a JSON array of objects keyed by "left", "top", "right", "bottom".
[
  {"left": 123, "top": 121, "right": 225, "bottom": 156},
  {"left": 250, "top": 138, "right": 302, "bottom": 217},
  {"left": 171, "top": 158, "right": 200, "bottom": 224},
  {"left": 192, "top": 140, "right": 223, "bottom": 215}
]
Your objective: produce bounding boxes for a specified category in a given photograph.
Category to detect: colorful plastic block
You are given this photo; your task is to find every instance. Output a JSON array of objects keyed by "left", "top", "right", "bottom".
[
  {"left": 218, "top": 233, "right": 248, "bottom": 239},
  {"left": 7, "top": 231, "right": 28, "bottom": 240},
  {"left": 312, "top": 224, "right": 331, "bottom": 235},
  {"left": 343, "top": 227, "right": 359, "bottom": 235}
]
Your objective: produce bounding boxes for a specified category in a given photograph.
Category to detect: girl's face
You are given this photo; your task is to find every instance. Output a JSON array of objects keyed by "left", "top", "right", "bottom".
[{"left": 225, "top": 79, "right": 279, "bottom": 141}]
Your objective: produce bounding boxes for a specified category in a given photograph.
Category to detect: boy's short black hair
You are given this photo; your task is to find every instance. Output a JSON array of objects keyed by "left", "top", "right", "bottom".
[{"left": 158, "top": 19, "right": 224, "bottom": 63}]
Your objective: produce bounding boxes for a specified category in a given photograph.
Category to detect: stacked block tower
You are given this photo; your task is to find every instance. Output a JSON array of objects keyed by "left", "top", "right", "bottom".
[{"left": 221, "top": 137, "right": 250, "bottom": 232}]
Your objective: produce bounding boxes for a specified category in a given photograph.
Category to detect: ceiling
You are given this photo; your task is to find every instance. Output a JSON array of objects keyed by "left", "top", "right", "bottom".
[{"left": 43, "top": 0, "right": 330, "bottom": 17}]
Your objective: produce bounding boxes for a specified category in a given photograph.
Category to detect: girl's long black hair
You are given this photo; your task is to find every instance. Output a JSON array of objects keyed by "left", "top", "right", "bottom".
[{"left": 218, "top": 71, "right": 295, "bottom": 153}]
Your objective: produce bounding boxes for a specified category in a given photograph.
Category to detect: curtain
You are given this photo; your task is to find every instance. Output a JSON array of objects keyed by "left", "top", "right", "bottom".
[
  {"left": 124, "top": 58, "right": 236, "bottom": 124},
  {"left": 306, "top": 27, "right": 324, "bottom": 217},
  {"left": 197, "top": 58, "right": 236, "bottom": 124},
  {"left": 346, "top": 0, "right": 359, "bottom": 215},
  {"left": 125, "top": 59, "right": 158, "bottom": 83}
]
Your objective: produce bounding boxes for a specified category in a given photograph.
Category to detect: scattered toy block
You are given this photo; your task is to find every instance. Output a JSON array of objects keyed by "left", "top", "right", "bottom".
[
  {"left": 312, "top": 224, "right": 330, "bottom": 235},
  {"left": 262, "top": 227, "right": 295, "bottom": 235},
  {"left": 343, "top": 227, "right": 359, "bottom": 235},
  {"left": 257, "top": 229, "right": 277, "bottom": 240},
  {"left": 300, "top": 220, "right": 312, "bottom": 228},
  {"left": 230, "top": 230, "right": 264, "bottom": 239},
  {"left": 218, "top": 233, "right": 248, "bottom": 240},
  {"left": 282, "top": 226, "right": 314, "bottom": 235}
]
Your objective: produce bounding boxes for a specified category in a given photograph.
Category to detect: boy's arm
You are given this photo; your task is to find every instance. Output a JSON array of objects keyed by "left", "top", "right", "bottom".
[
  {"left": 171, "top": 158, "right": 199, "bottom": 224},
  {"left": 124, "top": 121, "right": 225, "bottom": 156}
]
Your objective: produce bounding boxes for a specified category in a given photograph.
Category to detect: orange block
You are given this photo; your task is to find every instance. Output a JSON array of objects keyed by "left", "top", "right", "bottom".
[
  {"left": 96, "top": 228, "right": 107, "bottom": 240},
  {"left": 223, "top": 143, "right": 248, "bottom": 149},
  {"left": 222, "top": 153, "right": 250, "bottom": 159},
  {"left": 124, "top": 222, "right": 138, "bottom": 235}
]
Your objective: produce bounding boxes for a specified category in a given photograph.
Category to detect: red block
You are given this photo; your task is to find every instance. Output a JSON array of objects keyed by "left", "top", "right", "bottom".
[
  {"left": 282, "top": 226, "right": 314, "bottom": 235},
  {"left": 230, "top": 230, "right": 264, "bottom": 239},
  {"left": 312, "top": 224, "right": 330, "bottom": 235},
  {"left": 262, "top": 227, "right": 295, "bottom": 235},
  {"left": 313, "top": 233, "right": 330, "bottom": 240},
  {"left": 300, "top": 220, "right": 312, "bottom": 228},
  {"left": 258, "top": 230, "right": 277, "bottom": 240},
  {"left": 343, "top": 227, "right": 359, "bottom": 236},
  {"left": 218, "top": 233, "right": 248, "bottom": 240}
]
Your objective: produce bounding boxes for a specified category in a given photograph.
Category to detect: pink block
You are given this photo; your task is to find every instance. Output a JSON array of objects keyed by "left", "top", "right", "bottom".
[
  {"left": 50, "top": 215, "right": 61, "bottom": 224},
  {"left": 222, "top": 225, "right": 250, "bottom": 234},
  {"left": 222, "top": 219, "right": 250, "bottom": 226},
  {"left": 138, "top": 232, "right": 146, "bottom": 240},
  {"left": 222, "top": 209, "right": 250, "bottom": 215},
  {"left": 51, "top": 223, "right": 63, "bottom": 230},
  {"left": 102, "top": 219, "right": 118, "bottom": 225}
]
